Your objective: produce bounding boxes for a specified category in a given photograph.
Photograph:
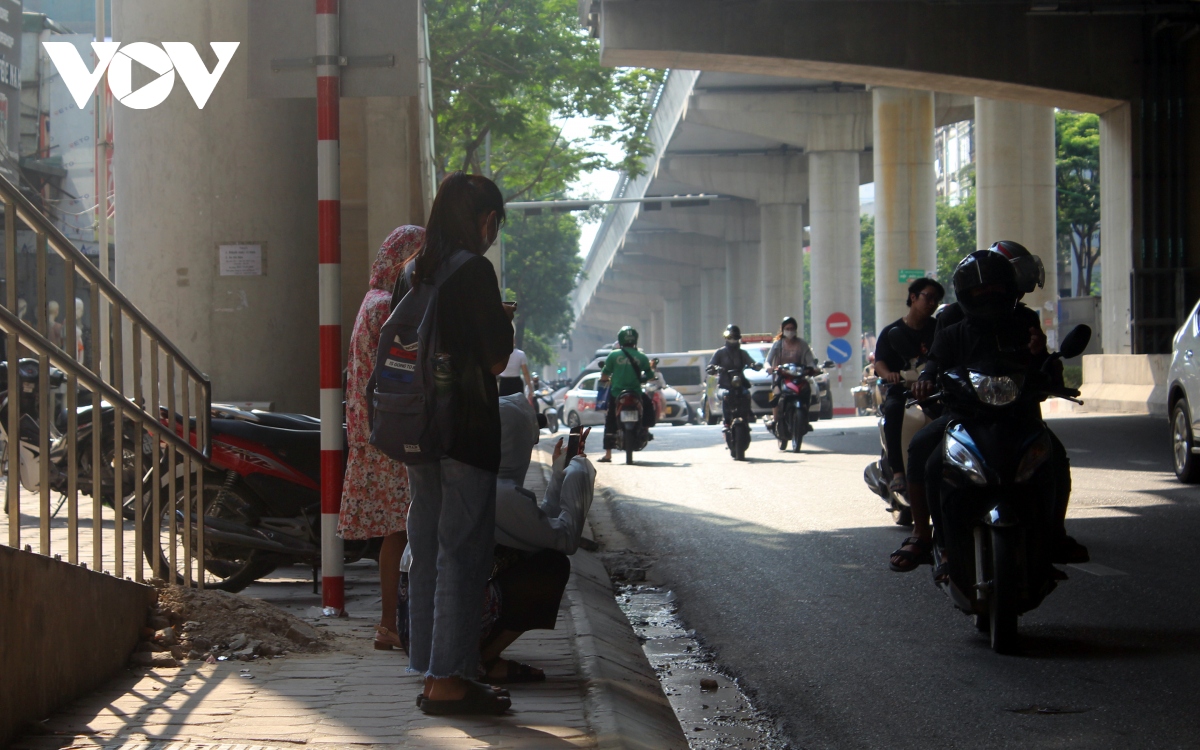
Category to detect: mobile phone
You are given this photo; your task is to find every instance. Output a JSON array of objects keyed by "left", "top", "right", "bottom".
[{"left": 565, "top": 426, "right": 582, "bottom": 459}]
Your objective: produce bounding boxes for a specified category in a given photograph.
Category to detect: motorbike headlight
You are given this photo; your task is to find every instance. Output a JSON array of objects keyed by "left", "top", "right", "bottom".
[
  {"left": 1015, "top": 431, "right": 1053, "bottom": 483},
  {"left": 944, "top": 434, "right": 988, "bottom": 485},
  {"left": 968, "top": 372, "right": 1020, "bottom": 406}
]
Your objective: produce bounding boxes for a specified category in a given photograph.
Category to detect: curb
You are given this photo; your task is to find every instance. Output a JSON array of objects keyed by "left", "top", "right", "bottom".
[{"left": 536, "top": 453, "right": 688, "bottom": 750}]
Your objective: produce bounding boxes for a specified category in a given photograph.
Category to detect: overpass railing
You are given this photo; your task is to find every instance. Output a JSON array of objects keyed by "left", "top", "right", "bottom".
[{"left": 0, "top": 173, "right": 212, "bottom": 587}]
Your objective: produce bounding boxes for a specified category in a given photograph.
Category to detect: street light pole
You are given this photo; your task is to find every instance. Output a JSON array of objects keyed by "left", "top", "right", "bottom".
[{"left": 316, "top": 0, "right": 345, "bottom": 614}]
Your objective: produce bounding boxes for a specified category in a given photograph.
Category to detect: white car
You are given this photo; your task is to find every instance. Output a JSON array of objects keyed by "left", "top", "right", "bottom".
[
  {"left": 562, "top": 372, "right": 606, "bottom": 428},
  {"left": 1168, "top": 299, "right": 1200, "bottom": 482}
]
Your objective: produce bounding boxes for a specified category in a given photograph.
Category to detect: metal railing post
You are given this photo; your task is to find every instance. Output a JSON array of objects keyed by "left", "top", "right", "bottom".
[{"left": 64, "top": 259, "right": 78, "bottom": 565}]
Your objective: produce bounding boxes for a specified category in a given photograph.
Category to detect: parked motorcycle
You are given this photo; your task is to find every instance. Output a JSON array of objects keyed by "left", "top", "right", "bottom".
[
  {"left": 708, "top": 362, "right": 762, "bottom": 460},
  {"left": 143, "top": 404, "right": 379, "bottom": 592},
  {"left": 925, "top": 325, "right": 1089, "bottom": 653},
  {"left": 770, "top": 362, "right": 821, "bottom": 452},
  {"left": 1, "top": 358, "right": 149, "bottom": 517},
  {"left": 533, "top": 386, "right": 560, "bottom": 432},
  {"left": 863, "top": 331, "right": 933, "bottom": 526}
]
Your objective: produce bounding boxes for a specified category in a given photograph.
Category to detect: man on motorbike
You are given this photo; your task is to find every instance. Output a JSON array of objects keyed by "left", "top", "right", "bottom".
[
  {"left": 597, "top": 326, "right": 656, "bottom": 463},
  {"left": 890, "top": 243, "right": 1087, "bottom": 573},
  {"left": 765, "top": 316, "right": 817, "bottom": 429},
  {"left": 873, "top": 278, "right": 945, "bottom": 499},
  {"left": 708, "top": 325, "right": 758, "bottom": 429}
]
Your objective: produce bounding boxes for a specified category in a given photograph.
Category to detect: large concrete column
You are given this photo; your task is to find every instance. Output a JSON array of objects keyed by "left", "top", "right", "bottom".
[
  {"left": 975, "top": 98, "right": 1059, "bottom": 344},
  {"left": 809, "top": 151, "right": 862, "bottom": 410},
  {"left": 760, "top": 203, "right": 806, "bottom": 333},
  {"left": 872, "top": 87, "right": 936, "bottom": 334},
  {"left": 1099, "top": 103, "right": 1132, "bottom": 354},
  {"left": 725, "top": 241, "right": 762, "bottom": 332},
  {"left": 650, "top": 307, "right": 665, "bottom": 353},
  {"left": 663, "top": 296, "right": 684, "bottom": 352},
  {"left": 701, "top": 267, "right": 727, "bottom": 348},
  {"left": 681, "top": 283, "right": 702, "bottom": 351}
]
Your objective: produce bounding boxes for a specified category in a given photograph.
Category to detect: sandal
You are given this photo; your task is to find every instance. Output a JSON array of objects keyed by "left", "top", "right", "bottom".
[
  {"left": 374, "top": 625, "right": 403, "bottom": 651},
  {"left": 597, "top": 456, "right": 611, "bottom": 463},
  {"left": 889, "top": 536, "right": 933, "bottom": 573},
  {"left": 483, "top": 657, "right": 545, "bottom": 685},
  {"left": 419, "top": 679, "right": 511, "bottom": 716}
]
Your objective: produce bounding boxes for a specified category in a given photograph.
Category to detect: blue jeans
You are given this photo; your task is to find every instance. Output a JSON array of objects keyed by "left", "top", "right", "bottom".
[{"left": 406, "top": 457, "right": 497, "bottom": 679}]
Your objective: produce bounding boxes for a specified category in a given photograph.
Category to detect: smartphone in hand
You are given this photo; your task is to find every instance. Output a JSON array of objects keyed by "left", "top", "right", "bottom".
[{"left": 565, "top": 426, "right": 582, "bottom": 459}]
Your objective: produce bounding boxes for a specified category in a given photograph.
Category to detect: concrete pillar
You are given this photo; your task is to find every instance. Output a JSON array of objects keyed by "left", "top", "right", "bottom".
[
  {"left": 872, "top": 87, "right": 936, "bottom": 334},
  {"left": 725, "top": 242, "right": 761, "bottom": 332},
  {"left": 701, "top": 267, "right": 727, "bottom": 349},
  {"left": 663, "top": 296, "right": 684, "bottom": 352},
  {"left": 1099, "top": 103, "right": 1132, "bottom": 354},
  {"left": 975, "top": 98, "right": 1059, "bottom": 344},
  {"left": 113, "top": 0, "right": 318, "bottom": 412},
  {"left": 682, "top": 283, "right": 702, "bottom": 350},
  {"left": 760, "top": 203, "right": 806, "bottom": 334},
  {"left": 650, "top": 307, "right": 665, "bottom": 353},
  {"left": 809, "top": 151, "right": 862, "bottom": 410}
]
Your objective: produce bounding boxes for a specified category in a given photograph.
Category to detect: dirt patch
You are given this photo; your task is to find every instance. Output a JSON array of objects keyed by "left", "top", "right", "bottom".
[{"left": 133, "top": 580, "right": 330, "bottom": 667}]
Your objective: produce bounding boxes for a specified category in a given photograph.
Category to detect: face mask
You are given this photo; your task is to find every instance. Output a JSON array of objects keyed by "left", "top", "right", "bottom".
[
  {"left": 784, "top": 330, "right": 796, "bottom": 339},
  {"left": 726, "top": 339, "right": 740, "bottom": 349}
]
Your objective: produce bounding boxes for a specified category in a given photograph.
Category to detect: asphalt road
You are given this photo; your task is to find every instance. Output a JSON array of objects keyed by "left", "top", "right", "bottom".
[{"left": 589, "top": 413, "right": 1200, "bottom": 749}]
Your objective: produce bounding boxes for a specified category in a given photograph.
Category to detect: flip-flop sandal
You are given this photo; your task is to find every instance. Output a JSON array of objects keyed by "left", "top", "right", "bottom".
[
  {"left": 419, "top": 680, "right": 511, "bottom": 716},
  {"left": 484, "top": 658, "right": 546, "bottom": 685},
  {"left": 418, "top": 684, "right": 508, "bottom": 708},
  {"left": 889, "top": 536, "right": 933, "bottom": 573},
  {"left": 597, "top": 456, "right": 612, "bottom": 463}
]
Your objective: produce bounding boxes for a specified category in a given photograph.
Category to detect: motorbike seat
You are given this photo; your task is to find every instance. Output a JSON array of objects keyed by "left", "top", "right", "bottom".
[{"left": 212, "top": 418, "right": 323, "bottom": 481}]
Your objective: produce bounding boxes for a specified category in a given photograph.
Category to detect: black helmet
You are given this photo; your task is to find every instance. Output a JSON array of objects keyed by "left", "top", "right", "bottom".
[
  {"left": 617, "top": 326, "right": 638, "bottom": 347},
  {"left": 723, "top": 324, "right": 742, "bottom": 340},
  {"left": 987, "top": 240, "right": 1045, "bottom": 296},
  {"left": 953, "top": 251, "right": 1019, "bottom": 321},
  {"left": 780, "top": 316, "right": 798, "bottom": 331}
]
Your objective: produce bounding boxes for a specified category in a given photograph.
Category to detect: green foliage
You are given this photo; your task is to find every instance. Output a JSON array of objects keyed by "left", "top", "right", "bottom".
[
  {"left": 502, "top": 212, "right": 583, "bottom": 365},
  {"left": 1062, "top": 364, "right": 1082, "bottom": 390},
  {"left": 1055, "top": 111, "right": 1101, "bottom": 297},
  {"left": 860, "top": 213, "right": 875, "bottom": 333},
  {"left": 427, "top": 0, "right": 664, "bottom": 200},
  {"left": 936, "top": 188, "right": 977, "bottom": 300},
  {"left": 802, "top": 250, "right": 812, "bottom": 341}
]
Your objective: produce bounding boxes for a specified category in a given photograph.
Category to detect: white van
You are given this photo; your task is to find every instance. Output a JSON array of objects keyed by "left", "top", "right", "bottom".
[{"left": 648, "top": 351, "right": 714, "bottom": 424}]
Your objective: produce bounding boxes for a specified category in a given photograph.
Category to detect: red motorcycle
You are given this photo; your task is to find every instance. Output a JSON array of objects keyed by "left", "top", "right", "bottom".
[{"left": 142, "top": 404, "right": 379, "bottom": 592}]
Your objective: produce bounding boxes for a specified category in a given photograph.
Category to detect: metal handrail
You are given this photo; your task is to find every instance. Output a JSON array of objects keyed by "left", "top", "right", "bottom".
[{"left": 1, "top": 172, "right": 212, "bottom": 588}]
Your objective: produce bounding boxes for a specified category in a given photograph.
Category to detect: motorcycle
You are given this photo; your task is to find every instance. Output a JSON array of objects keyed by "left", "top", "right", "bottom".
[
  {"left": 924, "top": 325, "right": 1090, "bottom": 654},
  {"left": 770, "top": 362, "right": 821, "bottom": 452},
  {"left": 144, "top": 403, "right": 380, "bottom": 592},
  {"left": 1, "top": 358, "right": 150, "bottom": 517},
  {"left": 533, "top": 386, "right": 560, "bottom": 432},
  {"left": 863, "top": 330, "right": 934, "bottom": 526},
  {"left": 708, "top": 361, "right": 762, "bottom": 461},
  {"left": 852, "top": 363, "right": 884, "bottom": 417}
]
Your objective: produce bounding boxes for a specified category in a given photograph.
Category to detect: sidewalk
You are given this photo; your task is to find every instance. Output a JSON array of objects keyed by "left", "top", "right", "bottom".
[{"left": 8, "top": 449, "right": 686, "bottom": 750}]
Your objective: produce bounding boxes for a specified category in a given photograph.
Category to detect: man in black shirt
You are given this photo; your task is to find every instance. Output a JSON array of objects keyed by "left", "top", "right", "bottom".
[{"left": 873, "top": 278, "right": 944, "bottom": 498}]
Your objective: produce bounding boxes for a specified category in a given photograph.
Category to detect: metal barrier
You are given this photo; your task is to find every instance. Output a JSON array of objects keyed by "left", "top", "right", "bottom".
[{"left": 0, "top": 174, "right": 212, "bottom": 587}]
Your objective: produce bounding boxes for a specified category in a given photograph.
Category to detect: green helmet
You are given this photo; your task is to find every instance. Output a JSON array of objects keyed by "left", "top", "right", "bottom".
[{"left": 616, "top": 326, "right": 639, "bottom": 347}]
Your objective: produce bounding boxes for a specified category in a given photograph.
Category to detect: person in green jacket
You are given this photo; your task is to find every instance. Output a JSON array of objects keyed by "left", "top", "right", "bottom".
[{"left": 597, "top": 326, "right": 656, "bottom": 463}]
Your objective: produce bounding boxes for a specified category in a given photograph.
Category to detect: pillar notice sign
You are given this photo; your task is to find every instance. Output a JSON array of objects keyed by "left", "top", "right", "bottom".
[
  {"left": 826, "top": 312, "right": 851, "bottom": 338},
  {"left": 898, "top": 269, "right": 926, "bottom": 284}
]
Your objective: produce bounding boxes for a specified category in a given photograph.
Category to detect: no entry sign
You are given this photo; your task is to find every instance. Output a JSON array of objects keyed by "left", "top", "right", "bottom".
[{"left": 826, "top": 312, "right": 851, "bottom": 338}]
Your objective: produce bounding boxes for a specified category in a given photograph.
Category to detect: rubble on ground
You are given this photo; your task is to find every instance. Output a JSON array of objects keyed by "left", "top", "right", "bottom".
[{"left": 129, "top": 579, "right": 328, "bottom": 669}]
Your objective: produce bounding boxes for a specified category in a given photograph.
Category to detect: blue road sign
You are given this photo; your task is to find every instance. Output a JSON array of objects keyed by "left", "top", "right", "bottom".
[{"left": 827, "top": 338, "right": 852, "bottom": 364}]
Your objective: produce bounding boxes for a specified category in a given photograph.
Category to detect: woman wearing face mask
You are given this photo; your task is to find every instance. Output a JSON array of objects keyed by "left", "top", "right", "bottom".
[{"left": 765, "top": 317, "right": 816, "bottom": 426}]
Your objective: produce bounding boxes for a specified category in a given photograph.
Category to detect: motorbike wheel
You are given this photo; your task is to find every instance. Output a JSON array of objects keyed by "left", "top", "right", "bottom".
[
  {"left": 988, "top": 527, "right": 1021, "bottom": 654},
  {"left": 624, "top": 426, "right": 637, "bottom": 465},
  {"left": 141, "top": 470, "right": 277, "bottom": 592},
  {"left": 733, "top": 421, "right": 750, "bottom": 461},
  {"left": 566, "top": 411, "right": 581, "bottom": 429},
  {"left": 546, "top": 410, "right": 559, "bottom": 433},
  {"left": 791, "top": 411, "right": 804, "bottom": 453}
]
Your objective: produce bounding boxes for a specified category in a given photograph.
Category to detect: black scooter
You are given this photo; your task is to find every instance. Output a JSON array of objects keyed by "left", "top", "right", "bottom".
[
  {"left": 921, "top": 325, "right": 1089, "bottom": 654},
  {"left": 708, "top": 362, "right": 762, "bottom": 460}
]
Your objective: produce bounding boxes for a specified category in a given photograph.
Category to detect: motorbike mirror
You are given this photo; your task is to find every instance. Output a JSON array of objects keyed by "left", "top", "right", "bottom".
[
  {"left": 823, "top": 360, "right": 836, "bottom": 369},
  {"left": 888, "top": 327, "right": 920, "bottom": 360},
  {"left": 1059, "top": 325, "right": 1091, "bottom": 359}
]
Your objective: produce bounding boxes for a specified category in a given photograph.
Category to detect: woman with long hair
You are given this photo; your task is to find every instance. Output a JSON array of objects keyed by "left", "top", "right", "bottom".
[
  {"left": 338, "top": 225, "right": 424, "bottom": 650},
  {"left": 391, "top": 172, "right": 516, "bottom": 716}
]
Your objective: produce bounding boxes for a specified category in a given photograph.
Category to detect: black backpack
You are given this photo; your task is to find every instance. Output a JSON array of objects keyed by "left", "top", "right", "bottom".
[{"left": 368, "top": 249, "right": 472, "bottom": 464}]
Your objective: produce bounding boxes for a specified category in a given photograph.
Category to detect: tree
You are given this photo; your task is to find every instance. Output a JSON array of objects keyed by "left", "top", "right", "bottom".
[
  {"left": 1055, "top": 111, "right": 1101, "bottom": 297},
  {"left": 428, "top": 0, "right": 664, "bottom": 200},
  {"left": 861, "top": 213, "right": 875, "bottom": 334},
  {"left": 936, "top": 188, "right": 976, "bottom": 300},
  {"left": 502, "top": 212, "right": 583, "bottom": 365}
]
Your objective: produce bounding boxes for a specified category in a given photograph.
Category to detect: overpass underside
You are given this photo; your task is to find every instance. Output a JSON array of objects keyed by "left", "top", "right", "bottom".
[{"left": 569, "top": 0, "right": 1200, "bottom": 408}]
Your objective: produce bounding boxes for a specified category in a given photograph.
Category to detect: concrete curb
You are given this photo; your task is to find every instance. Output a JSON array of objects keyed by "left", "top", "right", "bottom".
[{"left": 536, "top": 452, "right": 688, "bottom": 750}]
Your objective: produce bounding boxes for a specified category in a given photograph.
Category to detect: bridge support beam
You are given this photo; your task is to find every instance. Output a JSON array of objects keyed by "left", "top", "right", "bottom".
[
  {"left": 809, "top": 150, "right": 862, "bottom": 409},
  {"left": 726, "top": 242, "right": 761, "bottom": 334},
  {"left": 663, "top": 295, "right": 684, "bottom": 352},
  {"left": 759, "top": 204, "right": 806, "bottom": 335},
  {"left": 975, "top": 98, "right": 1059, "bottom": 344},
  {"left": 701, "top": 267, "right": 728, "bottom": 347},
  {"left": 872, "top": 87, "right": 937, "bottom": 334},
  {"left": 682, "top": 283, "right": 703, "bottom": 351}
]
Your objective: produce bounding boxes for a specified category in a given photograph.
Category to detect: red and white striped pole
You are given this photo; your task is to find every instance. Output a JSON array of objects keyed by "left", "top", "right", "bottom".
[{"left": 317, "top": 0, "right": 345, "bottom": 614}]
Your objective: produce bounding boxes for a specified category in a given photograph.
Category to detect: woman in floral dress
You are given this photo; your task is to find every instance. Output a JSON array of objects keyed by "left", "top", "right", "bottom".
[{"left": 339, "top": 225, "right": 424, "bottom": 650}]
